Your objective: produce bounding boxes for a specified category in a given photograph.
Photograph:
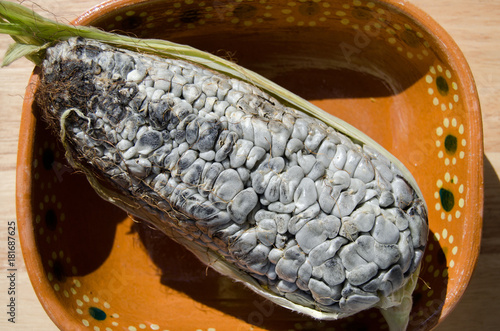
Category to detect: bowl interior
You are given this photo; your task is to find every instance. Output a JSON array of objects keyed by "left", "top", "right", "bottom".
[{"left": 18, "top": 1, "right": 483, "bottom": 330}]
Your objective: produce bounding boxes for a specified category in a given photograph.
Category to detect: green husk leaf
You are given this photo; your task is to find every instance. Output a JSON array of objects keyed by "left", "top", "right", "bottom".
[
  {"left": 0, "top": 22, "right": 27, "bottom": 36},
  {"left": 2, "top": 41, "right": 48, "bottom": 66}
]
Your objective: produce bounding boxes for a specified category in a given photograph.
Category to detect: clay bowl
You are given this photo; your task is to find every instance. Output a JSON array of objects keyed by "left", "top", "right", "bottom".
[{"left": 17, "top": 0, "right": 483, "bottom": 330}]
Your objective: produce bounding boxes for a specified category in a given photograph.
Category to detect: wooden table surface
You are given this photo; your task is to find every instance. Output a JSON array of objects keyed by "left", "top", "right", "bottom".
[{"left": 0, "top": 0, "right": 498, "bottom": 330}]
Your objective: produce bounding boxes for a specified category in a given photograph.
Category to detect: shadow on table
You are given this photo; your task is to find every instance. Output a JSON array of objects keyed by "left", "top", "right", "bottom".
[
  {"left": 480, "top": 155, "right": 500, "bottom": 255},
  {"left": 435, "top": 154, "right": 500, "bottom": 330}
]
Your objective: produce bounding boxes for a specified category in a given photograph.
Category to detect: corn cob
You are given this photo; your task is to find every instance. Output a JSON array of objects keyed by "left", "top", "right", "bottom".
[{"left": 1, "top": 2, "right": 427, "bottom": 329}]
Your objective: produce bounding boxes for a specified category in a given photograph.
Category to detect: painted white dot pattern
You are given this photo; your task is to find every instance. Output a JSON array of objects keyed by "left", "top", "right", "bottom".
[
  {"left": 435, "top": 116, "right": 466, "bottom": 166},
  {"left": 426, "top": 65, "right": 461, "bottom": 112}
]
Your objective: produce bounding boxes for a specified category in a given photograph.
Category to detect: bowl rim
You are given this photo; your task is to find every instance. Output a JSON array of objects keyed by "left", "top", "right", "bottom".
[
  {"left": 16, "top": 0, "right": 483, "bottom": 330},
  {"left": 384, "top": 0, "right": 484, "bottom": 323}
]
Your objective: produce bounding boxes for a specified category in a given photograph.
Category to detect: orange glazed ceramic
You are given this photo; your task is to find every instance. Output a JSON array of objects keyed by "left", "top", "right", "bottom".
[{"left": 16, "top": 1, "right": 483, "bottom": 330}]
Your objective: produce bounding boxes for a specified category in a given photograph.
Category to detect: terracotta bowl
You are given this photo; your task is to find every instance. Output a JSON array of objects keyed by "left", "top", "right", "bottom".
[{"left": 17, "top": 0, "right": 483, "bottom": 330}]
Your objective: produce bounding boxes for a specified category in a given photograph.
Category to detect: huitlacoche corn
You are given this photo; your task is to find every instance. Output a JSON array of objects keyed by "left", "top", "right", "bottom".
[{"left": 36, "top": 37, "right": 428, "bottom": 318}]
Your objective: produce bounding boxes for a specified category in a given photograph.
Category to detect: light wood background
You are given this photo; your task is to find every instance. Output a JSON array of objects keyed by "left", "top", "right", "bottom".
[{"left": 0, "top": 0, "right": 498, "bottom": 330}]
